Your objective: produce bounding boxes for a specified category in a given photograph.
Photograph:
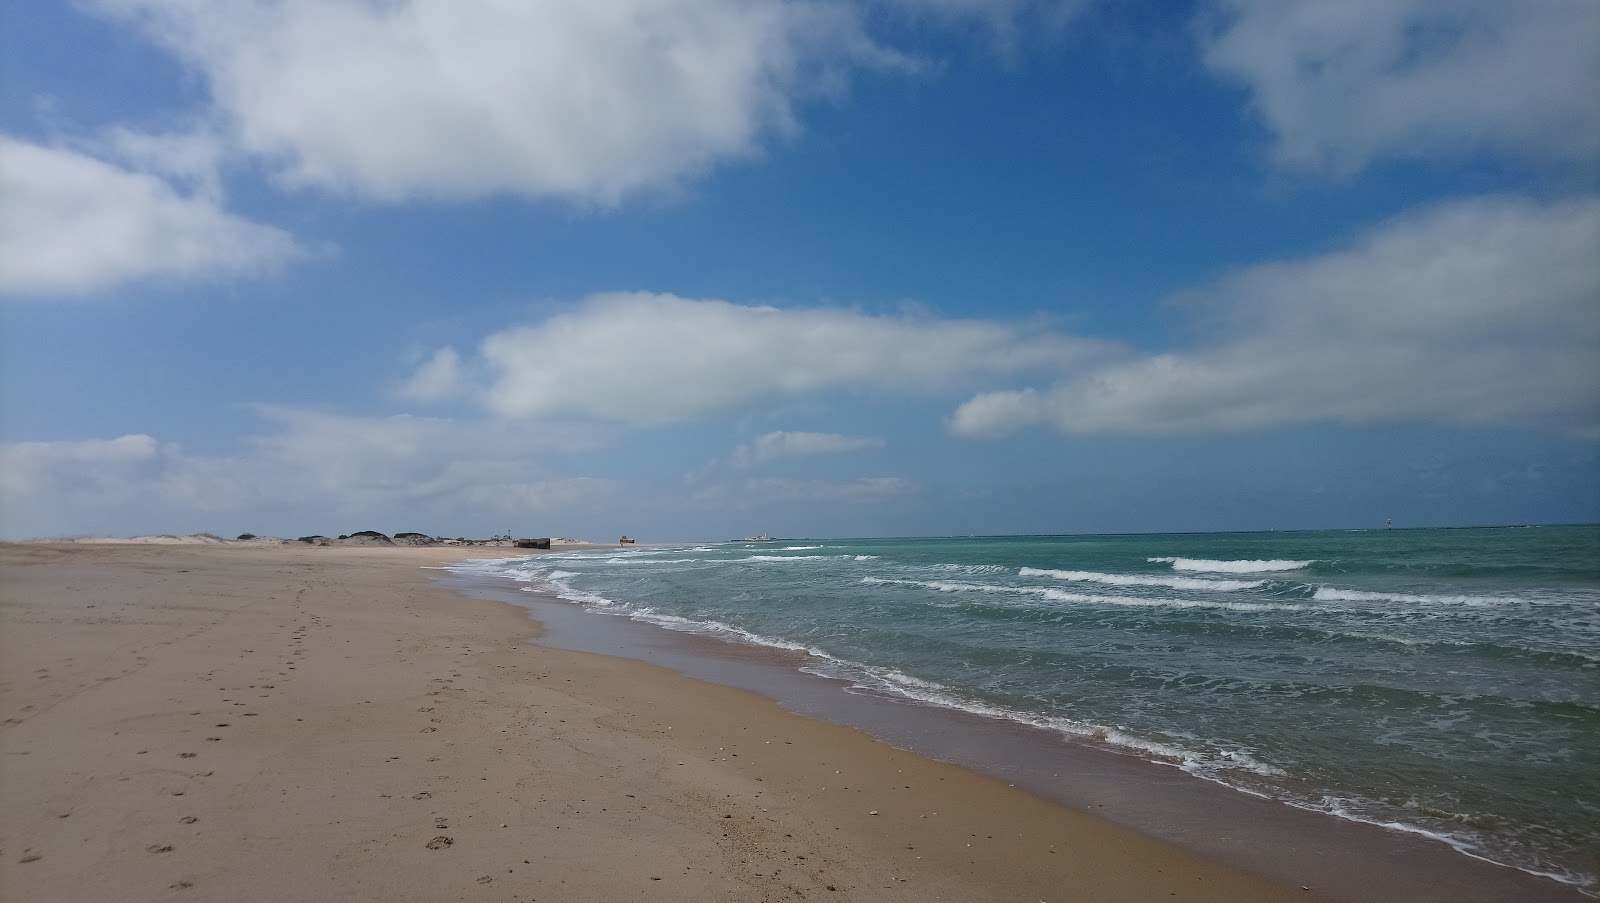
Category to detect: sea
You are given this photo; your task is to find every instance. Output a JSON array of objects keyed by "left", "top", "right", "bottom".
[{"left": 451, "top": 525, "right": 1600, "bottom": 894}]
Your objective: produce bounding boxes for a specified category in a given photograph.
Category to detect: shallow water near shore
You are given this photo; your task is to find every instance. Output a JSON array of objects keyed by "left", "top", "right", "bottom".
[{"left": 448, "top": 525, "right": 1599, "bottom": 899}]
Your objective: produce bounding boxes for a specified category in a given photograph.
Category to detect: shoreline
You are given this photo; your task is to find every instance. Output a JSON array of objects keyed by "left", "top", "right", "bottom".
[
  {"left": 0, "top": 542, "right": 1581, "bottom": 901},
  {"left": 448, "top": 563, "right": 1588, "bottom": 903}
]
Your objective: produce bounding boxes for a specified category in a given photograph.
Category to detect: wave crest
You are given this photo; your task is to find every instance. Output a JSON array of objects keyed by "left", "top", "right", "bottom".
[
  {"left": 1312, "top": 587, "right": 1520, "bottom": 607},
  {"left": 1150, "top": 557, "right": 1313, "bottom": 573},
  {"left": 1020, "top": 567, "right": 1266, "bottom": 592}
]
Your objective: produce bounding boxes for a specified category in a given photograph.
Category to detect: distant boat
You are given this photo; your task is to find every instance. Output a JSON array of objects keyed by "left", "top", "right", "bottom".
[
  {"left": 742, "top": 533, "right": 774, "bottom": 542},
  {"left": 619, "top": 535, "right": 636, "bottom": 544}
]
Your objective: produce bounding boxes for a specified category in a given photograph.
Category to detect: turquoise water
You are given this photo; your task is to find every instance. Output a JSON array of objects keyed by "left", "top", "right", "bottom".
[{"left": 456, "top": 525, "right": 1600, "bottom": 892}]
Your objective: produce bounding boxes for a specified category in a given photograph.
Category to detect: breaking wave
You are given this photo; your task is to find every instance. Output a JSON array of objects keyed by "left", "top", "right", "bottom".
[
  {"left": 1150, "top": 557, "right": 1314, "bottom": 573},
  {"left": 1020, "top": 566, "right": 1267, "bottom": 592}
]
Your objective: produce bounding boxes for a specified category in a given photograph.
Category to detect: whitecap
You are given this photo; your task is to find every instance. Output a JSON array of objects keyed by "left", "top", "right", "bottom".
[
  {"left": 1149, "top": 557, "right": 1313, "bottom": 573},
  {"left": 1312, "top": 587, "right": 1520, "bottom": 607},
  {"left": 1020, "top": 567, "right": 1266, "bottom": 592},
  {"left": 862, "top": 576, "right": 1303, "bottom": 612}
]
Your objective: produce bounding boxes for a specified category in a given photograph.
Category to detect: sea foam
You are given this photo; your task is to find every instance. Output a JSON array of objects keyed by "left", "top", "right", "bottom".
[
  {"left": 1312, "top": 587, "right": 1520, "bottom": 607},
  {"left": 1150, "top": 557, "right": 1313, "bottom": 573},
  {"left": 1020, "top": 566, "right": 1267, "bottom": 592},
  {"left": 862, "top": 576, "right": 1302, "bottom": 612}
]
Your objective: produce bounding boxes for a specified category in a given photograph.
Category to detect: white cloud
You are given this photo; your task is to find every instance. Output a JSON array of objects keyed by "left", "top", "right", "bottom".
[
  {"left": 101, "top": 125, "right": 227, "bottom": 197},
  {"left": 0, "top": 408, "right": 618, "bottom": 538},
  {"left": 402, "top": 347, "right": 467, "bottom": 402},
  {"left": 950, "top": 195, "right": 1600, "bottom": 438},
  {"left": 240, "top": 405, "right": 614, "bottom": 506},
  {"left": 733, "top": 430, "right": 884, "bottom": 467},
  {"left": 1, "top": 434, "right": 181, "bottom": 502},
  {"left": 0, "top": 136, "right": 306, "bottom": 295},
  {"left": 83, "top": 0, "right": 1099, "bottom": 204},
  {"left": 1202, "top": 0, "right": 1600, "bottom": 172},
  {"left": 427, "top": 292, "right": 1114, "bottom": 424},
  {"left": 90, "top": 0, "right": 904, "bottom": 204}
]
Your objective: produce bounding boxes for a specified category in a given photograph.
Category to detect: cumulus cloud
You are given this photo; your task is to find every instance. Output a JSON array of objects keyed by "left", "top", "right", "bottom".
[
  {"left": 950, "top": 195, "right": 1600, "bottom": 437},
  {"left": 88, "top": 0, "right": 905, "bottom": 203},
  {"left": 733, "top": 430, "right": 885, "bottom": 467},
  {"left": 0, "top": 136, "right": 306, "bottom": 295},
  {"left": 418, "top": 292, "right": 1114, "bottom": 424},
  {"left": 1202, "top": 0, "right": 1600, "bottom": 173}
]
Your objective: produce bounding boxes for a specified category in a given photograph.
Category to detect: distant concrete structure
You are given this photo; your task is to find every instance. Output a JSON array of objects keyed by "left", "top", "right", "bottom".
[{"left": 514, "top": 538, "right": 552, "bottom": 549}]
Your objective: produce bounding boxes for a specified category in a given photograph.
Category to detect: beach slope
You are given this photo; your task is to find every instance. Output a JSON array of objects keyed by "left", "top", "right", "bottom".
[{"left": 1, "top": 542, "right": 1311, "bottom": 902}]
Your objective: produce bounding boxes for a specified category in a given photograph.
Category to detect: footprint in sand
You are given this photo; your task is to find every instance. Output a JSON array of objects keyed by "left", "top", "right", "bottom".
[
  {"left": 147, "top": 844, "right": 174, "bottom": 854},
  {"left": 412, "top": 792, "right": 432, "bottom": 800},
  {"left": 425, "top": 836, "right": 453, "bottom": 849},
  {"left": 179, "top": 752, "right": 197, "bottom": 758}
]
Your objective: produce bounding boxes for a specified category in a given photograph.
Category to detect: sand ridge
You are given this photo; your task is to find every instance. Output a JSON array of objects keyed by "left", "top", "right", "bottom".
[{"left": 0, "top": 542, "right": 1315, "bottom": 902}]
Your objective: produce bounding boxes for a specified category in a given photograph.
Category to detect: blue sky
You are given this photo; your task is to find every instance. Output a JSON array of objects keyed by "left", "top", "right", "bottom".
[{"left": 2, "top": 0, "right": 1597, "bottom": 541}]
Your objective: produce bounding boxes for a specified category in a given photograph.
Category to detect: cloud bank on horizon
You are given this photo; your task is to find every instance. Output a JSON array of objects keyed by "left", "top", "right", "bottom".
[{"left": 1, "top": 0, "right": 1596, "bottom": 539}]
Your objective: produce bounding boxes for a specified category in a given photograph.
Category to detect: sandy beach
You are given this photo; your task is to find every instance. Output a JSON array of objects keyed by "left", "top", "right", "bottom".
[{"left": 0, "top": 540, "right": 1330, "bottom": 902}]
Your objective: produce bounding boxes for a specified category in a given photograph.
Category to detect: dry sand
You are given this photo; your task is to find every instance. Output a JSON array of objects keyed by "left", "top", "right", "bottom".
[{"left": 1, "top": 542, "right": 1316, "bottom": 902}]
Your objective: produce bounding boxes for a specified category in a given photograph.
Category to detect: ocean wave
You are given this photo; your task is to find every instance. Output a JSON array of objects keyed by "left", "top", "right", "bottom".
[
  {"left": 619, "top": 609, "right": 821, "bottom": 656},
  {"left": 927, "top": 563, "right": 1008, "bottom": 574},
  {"left": 1149, "top": 557, "right": 1314, "bottom": 573},
  {"left": 862, "top": 576, "right": 1303, "bottom": 613},
  {"left": 738, "top": 554, "right": 830, "bottom": 562},
  {"left": 863, "top": 575, "right": 996, "bottom": 592},
  {"left": 1288, "top": 796, "right": 1596, "bottom": 893},
  {"left": 1019, "top": 567, "right": 1267, "bottom": 592},
  {"left": 1034, "top": 589, "right": 1303, "bottom": 613},
  {"left": 797, "top": 657, "right": 1287, "bottom": 778},
  {"left": 1312, "top": 587, "right": 1521, "bottom": 607},
  {"left": 543, "top": 572, "right": 617, "bottom": 606}
]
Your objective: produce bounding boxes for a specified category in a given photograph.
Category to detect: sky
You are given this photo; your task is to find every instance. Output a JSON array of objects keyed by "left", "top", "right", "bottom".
[{"left": 1, "top": 0, "right": 1597, "bottom": 542}]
